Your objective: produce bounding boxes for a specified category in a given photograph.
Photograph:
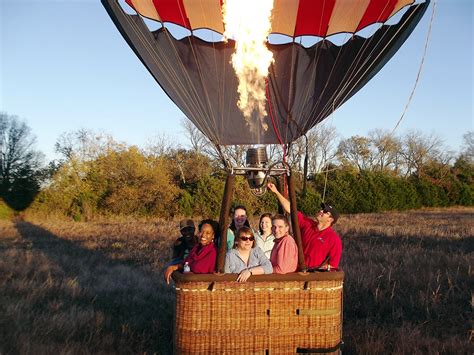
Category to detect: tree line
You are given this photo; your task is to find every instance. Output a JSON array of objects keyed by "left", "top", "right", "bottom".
[{"left": 1, "top": 112, "right": 472, "bottom": 220}]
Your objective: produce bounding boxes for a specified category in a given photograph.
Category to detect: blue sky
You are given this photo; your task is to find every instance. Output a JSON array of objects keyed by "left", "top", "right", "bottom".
[{"left": 1, "top": 0, "right": 472, "bottom": 161}]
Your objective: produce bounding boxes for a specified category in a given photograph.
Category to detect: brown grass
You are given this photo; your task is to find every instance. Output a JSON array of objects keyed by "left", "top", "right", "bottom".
[
  {"left": 335, "top": 207, "right": 473, "bottom": 354},
  {"left": 0, "top": 208, "right": 472, "bottom": 354}
]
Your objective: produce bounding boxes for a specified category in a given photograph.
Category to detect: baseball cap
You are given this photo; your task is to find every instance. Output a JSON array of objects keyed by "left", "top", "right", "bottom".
[
  {"left": 321, "top": 203, "right": 339, "bottom": 224},
  {"left": 179, "top": 219, "right": 195, "bottom": 230}
]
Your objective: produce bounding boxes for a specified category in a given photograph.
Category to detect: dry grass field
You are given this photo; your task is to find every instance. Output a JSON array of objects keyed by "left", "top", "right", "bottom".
[{"left": 1, "top": 208, "right": 472, "bottom": 354}]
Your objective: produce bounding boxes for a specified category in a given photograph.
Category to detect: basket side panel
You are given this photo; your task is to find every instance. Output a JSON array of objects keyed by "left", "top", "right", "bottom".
[{"left": 174, "top": 279, "right": 343, "bottom": 354}]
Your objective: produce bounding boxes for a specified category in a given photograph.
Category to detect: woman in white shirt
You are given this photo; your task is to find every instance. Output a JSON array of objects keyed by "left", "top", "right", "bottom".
[{"left": 255, "top": 213, "right": 275, "bottom": 259}]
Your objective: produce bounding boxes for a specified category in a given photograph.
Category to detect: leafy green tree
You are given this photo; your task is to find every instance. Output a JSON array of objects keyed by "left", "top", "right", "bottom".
[
  {"left": 399, "top": 179, "right": 420, "bottom": 209},
  {"left": 94, "top": 147, "right": 179, "bottom": 217},
  {"left": 177, "top": 190, "right": 194, "bottom": 217},
  {"left": 453, "top": 154, "right": 473, "bottom": 186},
  {"left": 297, "top": 185, "right": 322, "bottom": 216},
  {"left": 458, "top": 184, "right": 473, "bottom": 206},
  {"left": 314, "top": 170, "right": 358, "bottom": 214},
  {"left": 33, "top": 133, "right": 180, "bottom": 219},
  {"left": 32, "top": 156, "right": 100, "bottom": 220},
  {"left": 163, "top": 149, "right": 216, "bottom": 188},
  {"left": 191, "top": 175, "right": 224, "bottom": 218},
  {"left": 0, "top": 113, "right": 44, "bottom": 211}
]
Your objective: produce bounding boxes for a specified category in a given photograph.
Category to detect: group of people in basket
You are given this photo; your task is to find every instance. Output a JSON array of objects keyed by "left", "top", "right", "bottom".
[{"left": 164, "top": 183, "right": 342, "bottom": 284}]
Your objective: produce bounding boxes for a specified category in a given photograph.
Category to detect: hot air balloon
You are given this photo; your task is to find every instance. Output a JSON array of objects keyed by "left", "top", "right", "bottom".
[
  {"left": 102, "top": 1, "right": 430, "bottom": 352},
  {"left": 103, "top": 0, "right": 428, "bottom": 145}
]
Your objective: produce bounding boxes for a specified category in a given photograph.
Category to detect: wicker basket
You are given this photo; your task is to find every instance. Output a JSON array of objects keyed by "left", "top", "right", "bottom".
[{"left": 172, "top": 271, "right": 343, "bottom": 354}]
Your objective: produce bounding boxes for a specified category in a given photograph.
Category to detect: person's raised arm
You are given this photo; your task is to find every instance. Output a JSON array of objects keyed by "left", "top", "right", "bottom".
[{"left": 267, "top": 182, "right": 290, "bottom": 214}]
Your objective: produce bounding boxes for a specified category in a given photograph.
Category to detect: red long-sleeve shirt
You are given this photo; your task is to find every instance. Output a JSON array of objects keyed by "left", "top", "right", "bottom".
[
  {"left": 184, "top": 243, "right": 217, "bottom": 274},
  {"left": 298, "top": 211, "right": 342, "bottom": 268},
  {"left": 270, "top": 234, "right": 298, "bottom": 274}
]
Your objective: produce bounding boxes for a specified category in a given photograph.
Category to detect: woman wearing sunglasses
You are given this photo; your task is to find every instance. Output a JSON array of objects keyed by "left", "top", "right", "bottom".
[{"left": 224, "top": 226, "right": 273, "bottom": 282}]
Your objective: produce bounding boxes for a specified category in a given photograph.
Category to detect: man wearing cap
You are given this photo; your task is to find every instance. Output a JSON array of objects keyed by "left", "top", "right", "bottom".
[
  {"left": 171, "top": 219, "right": 198, "bottom": 263},
  {"left": 267, "top": 182, "right": 342, "bottom": 269}
]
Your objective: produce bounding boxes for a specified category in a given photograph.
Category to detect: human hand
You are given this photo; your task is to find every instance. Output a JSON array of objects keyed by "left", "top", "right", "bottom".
[
  {"left": 164, "top": 265, "right": 179, "bottom": 285},
  {"left": 236, "top": 269, "right": 252, "bottom": 282},
  {"left": 267, "top": 182, "right": 278, "bottom": 193}
]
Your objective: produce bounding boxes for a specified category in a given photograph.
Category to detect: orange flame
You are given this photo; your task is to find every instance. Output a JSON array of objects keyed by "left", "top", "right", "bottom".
[{"left": 223, "top": 0, "right": 274, "bottom": 128}]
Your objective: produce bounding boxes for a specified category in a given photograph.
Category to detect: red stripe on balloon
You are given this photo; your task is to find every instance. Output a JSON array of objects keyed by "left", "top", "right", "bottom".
[
  {"left": 152, "top": 0, "right": 191, "bottom": 28},
  {"left": 294, "top": 0, "right": 336, "bottom": 37},
  {"left": 125, "top": 0, "right": 135, "bottom": 11},
  {"left": 357, "top": 0, "right": 398, "bottom": 31}
]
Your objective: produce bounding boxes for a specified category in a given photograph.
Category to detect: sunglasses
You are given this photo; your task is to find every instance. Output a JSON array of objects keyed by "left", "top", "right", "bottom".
[{"left": 239, "top": 236, "right": 255, "bottom": 242}]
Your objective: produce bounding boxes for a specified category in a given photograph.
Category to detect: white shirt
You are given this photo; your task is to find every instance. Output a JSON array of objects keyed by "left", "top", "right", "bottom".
[{"left": 255, "top": 232, "right": 275, "bottom": 259}]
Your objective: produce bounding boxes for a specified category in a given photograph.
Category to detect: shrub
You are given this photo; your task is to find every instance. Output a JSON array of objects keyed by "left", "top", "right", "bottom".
[
  {"left": 0, "top": 199, "right": 13, "bottom": 220},
  {"left": 177, "top": 190, "right": 194, "bottom": 217},
  {"left": 191, "top": 175, "right": 224, "bottom": 218},
  {"left": 297, "top": 186, "right": 321, "bottom": 216}
]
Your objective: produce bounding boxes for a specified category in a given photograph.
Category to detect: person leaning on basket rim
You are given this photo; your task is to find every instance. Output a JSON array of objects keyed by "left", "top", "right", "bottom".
[
  {"left": 170, "top": 219, "right": 197, "bottom": 264},
  {"left": 224, "top": 226, "right": 273, "bottom": 282},
  {"left": 270, "top": 214, "right": 298, "bottom": 274},
  {"left": 164, "top": 219, "right": 218, "bottom": 284},
  {"left": 267, "top": 182, "right": 342, "bottom": 270}
]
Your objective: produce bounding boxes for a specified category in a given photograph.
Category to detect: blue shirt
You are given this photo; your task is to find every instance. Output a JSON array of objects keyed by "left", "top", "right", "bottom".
[{"left": 224, "top": 247, "right": 273, "bottom": 274}]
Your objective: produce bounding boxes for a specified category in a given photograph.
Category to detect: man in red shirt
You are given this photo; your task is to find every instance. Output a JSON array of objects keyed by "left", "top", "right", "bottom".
[{"left": 267, "top": 182, "right": 342, "bottom": 269}]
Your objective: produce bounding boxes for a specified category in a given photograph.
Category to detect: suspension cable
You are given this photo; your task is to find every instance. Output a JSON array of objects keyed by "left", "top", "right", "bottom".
[{"left": 391, "top": 0, "right": 437, "bottom": 134}]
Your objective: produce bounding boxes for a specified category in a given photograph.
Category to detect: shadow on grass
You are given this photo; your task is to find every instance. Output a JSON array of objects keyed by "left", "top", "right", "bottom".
[
  {"left": 4, "top": 220, "right": 472, "bottom": 354},
  {"left": 4, "top": 221, "right": 175, "bottom": 354}
]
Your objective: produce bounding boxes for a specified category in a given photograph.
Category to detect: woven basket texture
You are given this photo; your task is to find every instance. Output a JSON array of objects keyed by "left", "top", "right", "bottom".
[{"left": 174, "top": 277, "right": 343, "bottom": 354}]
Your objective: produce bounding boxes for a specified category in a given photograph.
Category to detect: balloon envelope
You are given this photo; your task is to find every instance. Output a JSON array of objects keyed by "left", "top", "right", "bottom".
[{"left": 102, "top": 0, "right": 430, "bottom": 145}]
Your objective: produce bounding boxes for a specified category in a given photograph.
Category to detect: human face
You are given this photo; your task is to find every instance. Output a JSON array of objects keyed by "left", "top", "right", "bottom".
[
  {"left": 198, "top": 223, "right": 214, "bottom": 246},
  {"left": 233, "top": 208, "right": 247, "bottom": 229},
  {"left": 316, "top": 209, "right": 334, "bottom": 226},
  {"left": 181, "top": 226, "right": 195, "bottom": 238},
  {"left": 237, "top": 232, "right": 254, "bottom": 251},
  {"left": 260, "top": 216, "right": 272, "bottom": 234},
  {"left": 272, "top": 219, "right": 289, "bottom": 239}
]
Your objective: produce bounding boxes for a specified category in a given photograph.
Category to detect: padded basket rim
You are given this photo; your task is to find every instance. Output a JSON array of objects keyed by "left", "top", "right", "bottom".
[{"left": 172, "top": 270, "right": 344, "bottom": 283}]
